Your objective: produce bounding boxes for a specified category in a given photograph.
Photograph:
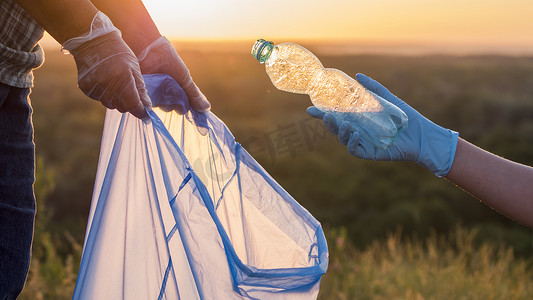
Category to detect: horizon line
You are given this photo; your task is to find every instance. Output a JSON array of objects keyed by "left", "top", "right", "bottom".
[{"left": 39, "top": 35, "right": 533, "bottom": 56}]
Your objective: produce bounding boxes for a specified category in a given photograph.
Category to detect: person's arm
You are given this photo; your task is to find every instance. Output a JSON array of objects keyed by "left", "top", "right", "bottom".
[
  {"left": 308, "top": 73, "right": 533, "bottom": 228},
  {"left": 89, "top": 0, "right": 211, "bottom": 112},
  {"left": 86, "top": 0, "right": 161, "bottom": 55},
  {"left": 14, "top": 0, "right": 150, "bottom": 118},
  {"left": 446, "top": 138, "right": 533, "bottom": 227},
  {"left": 14, "top": 0, "right": 97, "bottom": 44}
]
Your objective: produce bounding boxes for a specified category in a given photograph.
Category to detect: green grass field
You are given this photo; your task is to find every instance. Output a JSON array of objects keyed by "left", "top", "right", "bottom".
[{"left": 19, "top": 42, "right": 533, "bottom": 299}]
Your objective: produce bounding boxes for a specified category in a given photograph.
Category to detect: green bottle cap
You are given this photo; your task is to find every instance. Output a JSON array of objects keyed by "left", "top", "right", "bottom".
[{"left": 251, "top": 39, "right": 274, "bottom": 63}]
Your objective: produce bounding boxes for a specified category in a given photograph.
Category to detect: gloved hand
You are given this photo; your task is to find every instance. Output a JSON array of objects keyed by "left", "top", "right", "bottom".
[
  {"left": 63, "top": 12, "right": 151, "bottom": 119},
  {"left": 307, "top": 73, "right": 459, "bottom": 177},
  {"left": 137, "top": 36, "right": 211, "bottom": 113}
]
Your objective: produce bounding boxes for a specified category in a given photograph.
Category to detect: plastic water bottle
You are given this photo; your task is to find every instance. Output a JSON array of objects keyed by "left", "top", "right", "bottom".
[{"left": 251, "top": 39, "right": 408, "bottom": 149}]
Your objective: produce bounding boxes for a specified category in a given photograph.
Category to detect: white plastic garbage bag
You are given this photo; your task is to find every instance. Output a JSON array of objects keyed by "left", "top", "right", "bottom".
[{"left": 73, "top": 74, "right": 328, "bottom": 299}]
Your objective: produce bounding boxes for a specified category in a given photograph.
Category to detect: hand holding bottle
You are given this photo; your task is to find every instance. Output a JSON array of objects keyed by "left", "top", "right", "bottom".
[
  {"left": 252, "top": 39, "right": 407, "bottom": 149},
  {"left": 307, "top": 73, "right": 459, "bottom": 177}
]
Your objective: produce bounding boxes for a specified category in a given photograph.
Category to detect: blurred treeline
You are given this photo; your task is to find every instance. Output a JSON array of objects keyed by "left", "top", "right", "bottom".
[{"left": 21, "top": 42, "right": 533, "bottom": 298}]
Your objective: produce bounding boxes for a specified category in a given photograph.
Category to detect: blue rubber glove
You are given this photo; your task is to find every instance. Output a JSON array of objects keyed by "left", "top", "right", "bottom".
[{"left": 307, "top": 73, "right": 459, "bottom": 177}]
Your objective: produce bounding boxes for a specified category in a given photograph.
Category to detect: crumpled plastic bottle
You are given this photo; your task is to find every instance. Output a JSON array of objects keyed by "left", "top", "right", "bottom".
[{"left": 252, "top": 39, "right": 408, "bottom": 149}]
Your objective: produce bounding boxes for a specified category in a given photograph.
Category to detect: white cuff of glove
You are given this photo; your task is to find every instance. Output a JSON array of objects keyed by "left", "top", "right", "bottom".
[
  {"left": 61, "top": 11, "right": 119, "bottom": 53},
  {"left": 136, "top": 36, "right": 166, "bottom": 63}
]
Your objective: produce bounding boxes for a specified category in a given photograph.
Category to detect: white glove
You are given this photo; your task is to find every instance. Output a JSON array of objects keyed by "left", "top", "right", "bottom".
[
  {"left": 63, "top": 12, "right": 151, "bottom": 119},
  {"left": 137, "top": 36, "right": 211, "bottom": 112}
]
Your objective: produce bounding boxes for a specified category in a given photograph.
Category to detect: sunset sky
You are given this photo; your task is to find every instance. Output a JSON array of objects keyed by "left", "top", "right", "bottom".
[
  {"left": 142, "top": 0, "right": 533, "bottom": 44},
  {"left": 41, "top": 0, "right": 533, "bottom": 53}
]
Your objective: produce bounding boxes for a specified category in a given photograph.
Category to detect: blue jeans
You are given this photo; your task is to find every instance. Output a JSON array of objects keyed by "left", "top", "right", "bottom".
[{"left": 0, "top": 83, "right": 35, "bottom": 300}]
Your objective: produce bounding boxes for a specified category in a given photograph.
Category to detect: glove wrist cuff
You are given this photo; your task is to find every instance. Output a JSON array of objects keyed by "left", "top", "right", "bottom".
[
  {"left": 417, "top": 127, "right": 459, "bottom": 178},
  {"left": 61, "top": 11, "right": 119, "bottom": 54},
  {"left": 136, "top": 36, "right": 171, "bottom": 63}
]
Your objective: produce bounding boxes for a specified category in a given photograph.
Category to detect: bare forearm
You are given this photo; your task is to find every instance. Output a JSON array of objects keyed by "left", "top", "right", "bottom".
[
  {"left": 14, "top": 0, "right": 97, "bottom": 44},
  {"left": 90, "top": 0, "right": 161, "bottom": 54},
  {"left": 446, "top": 138, "right": 533, "bottom": 227}
]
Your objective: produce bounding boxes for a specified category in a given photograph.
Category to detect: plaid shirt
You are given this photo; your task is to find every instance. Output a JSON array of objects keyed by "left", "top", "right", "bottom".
[{"left": 0, "top": 0, "right": 44, "bottom": 88}]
